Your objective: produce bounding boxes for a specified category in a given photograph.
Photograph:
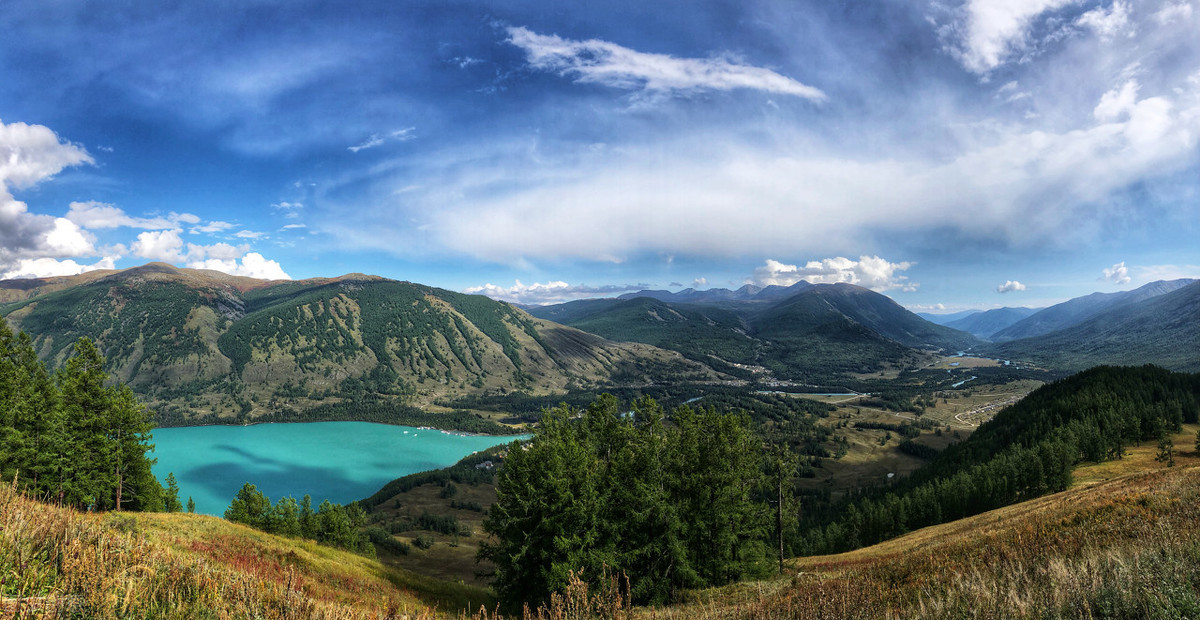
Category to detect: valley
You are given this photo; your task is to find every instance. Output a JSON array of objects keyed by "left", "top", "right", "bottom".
[{"left": 2, "top": 263, "right": 1198, "bottom": 617}]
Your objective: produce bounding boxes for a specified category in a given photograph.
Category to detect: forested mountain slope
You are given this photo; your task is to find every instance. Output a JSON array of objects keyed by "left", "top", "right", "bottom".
[
  {"left": 989, "top": 280, "right": 1200, "bottom": 371},
  {"left": 991, "top": 278, "right": 1194, "bottom": 341},
  {"left": 0, "top": 263, "right": 716, "bottom": 424},
  {"left": 533, "top": 282, "right": 977, "bottom": 383}
]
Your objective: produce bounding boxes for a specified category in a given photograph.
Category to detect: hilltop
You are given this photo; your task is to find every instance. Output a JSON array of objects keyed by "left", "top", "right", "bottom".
[{"left": 0, "top": 263, "right": 717, "bottom": 426}]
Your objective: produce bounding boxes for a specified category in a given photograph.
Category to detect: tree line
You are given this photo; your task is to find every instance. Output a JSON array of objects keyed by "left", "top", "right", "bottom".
[
  {"left": 0, "top": 324, "right": 165, "bottom": 512},
  {"left": 224, "top": 482, "right": 374, "bottom": 555},
  {"left": 480, "top": 395, "right": 777, "bottom": 608},
  {"left": 798, "top": 365, "right": 1200, "bottom": 554}
]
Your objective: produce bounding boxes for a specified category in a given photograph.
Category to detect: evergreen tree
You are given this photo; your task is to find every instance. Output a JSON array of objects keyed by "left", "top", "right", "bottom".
[
  {"left": 57, "top": 338, "right": 113, "bottom": 509},
  {"left": 225, "top": 483, "right": 271, "bottom": 528},
  {"left": 164, "top": 473, "right": 183, "bottom": 512},
  {"left": 187, "top": 496, "right": 196, "bottom": 514}
]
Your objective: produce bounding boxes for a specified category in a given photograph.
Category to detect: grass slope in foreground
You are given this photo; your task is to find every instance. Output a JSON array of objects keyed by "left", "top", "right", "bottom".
[
  {"left": 649, "top": 431, "right": 1200, "bottom": 619},
  {"left": 0, "top": 482, "right": 492, "bottom": 618}
]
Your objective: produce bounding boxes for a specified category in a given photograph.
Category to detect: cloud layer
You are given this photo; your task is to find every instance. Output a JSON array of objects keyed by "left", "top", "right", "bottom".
[{"left": 749, "top": 257, "right": 917, "bottom": 292}]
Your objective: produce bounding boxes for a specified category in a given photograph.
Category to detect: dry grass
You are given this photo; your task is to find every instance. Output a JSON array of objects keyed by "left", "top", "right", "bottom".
[{"left": 0, "top": 480, "right": 488, "bottom": 618}]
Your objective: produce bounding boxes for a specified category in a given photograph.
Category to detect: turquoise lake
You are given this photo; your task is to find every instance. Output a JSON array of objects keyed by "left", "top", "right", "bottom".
[{"left": 150, "top": 422, "right": 521, "bottom": 516}]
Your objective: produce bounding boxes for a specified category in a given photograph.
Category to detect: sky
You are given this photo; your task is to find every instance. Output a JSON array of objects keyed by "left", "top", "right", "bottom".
[{"left": 1, "top": 0, "right": 1198, "bottom": 312}]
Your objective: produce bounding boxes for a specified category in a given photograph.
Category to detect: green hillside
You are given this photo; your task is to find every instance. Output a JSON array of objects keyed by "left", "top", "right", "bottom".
[
  {"left": 0, "top": 264, "right": 717, "bottom": 426},
  {"left": 531, "top": 282, "right": 977, "bottom": 383},
  {"left": 988, "top": 281, "right": 1200, "bottom": 371}
]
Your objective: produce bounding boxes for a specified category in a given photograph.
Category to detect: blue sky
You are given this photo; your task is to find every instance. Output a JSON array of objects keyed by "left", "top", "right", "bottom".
[{"left": 1, "top": 0, "right": 1198, "bottom": 312}]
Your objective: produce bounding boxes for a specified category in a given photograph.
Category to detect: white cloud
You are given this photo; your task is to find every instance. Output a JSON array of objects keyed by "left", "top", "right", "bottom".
[
  {"left": 0, "top": 255, "right": 117, "bottom": 280},
  {"left": 64, "top": 201, "right": 198, "bottom": 230},
  {"left": 235, "top": 230, "right": 267, "bottom": 239},
  {"left": 1076, "top": 2, "right": 1133, "bottom": 40},
  {"left": 748, "top": 257, "right": 918, "bottom": 292},
  {"left": 996, "top": 280, "right": 1027, "bottom": 293},
  {"left": 506, "top": 26, "right": 826, "bottom": 102},
  {"left": 692, "top": 277, "right": 708, "bottom": 288},
  {"left": 414, "top": 74, "right": 1200, "bottom": 263},
  {"left": 1094, "top": 80, "right": 1140, "bottom": 121},
  {"left": 347, "top": 128, "right": 416, "bottom": 153},
  {"left": 0, "top": 119, "right": 93, "bottom": 189},
  {"left": 464, "top": 280, "right": 648, "bottom": 305},
  {"left": 188, "top": 253, "right": 290, "bottom": 280},
  {"left": 1133, "top": 263, "right": 1200, "bottom": 283},
  {"left": 1103, "top": 261, "right": 1131, "bottom": 285},
  {"left": 950, "top": 0, "right": 1077, "bottom": 74},
  {"left": 281, "top": 223, "right": 307, "bottom": 230},
  {"left": 1154, "top": 1, "right": 1194, "bottom": 24},
  {"left": 271, "top": 201, "right": 303, "bottom": 210},
  {"left": 131, "top": 230, "right": 187, "bottom": 262},
  {"left": 190, "top": 220, "right": 236, "bottom": 234}
]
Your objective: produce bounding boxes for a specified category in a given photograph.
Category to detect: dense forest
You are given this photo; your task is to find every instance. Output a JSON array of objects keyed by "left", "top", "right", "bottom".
[
  {"left": 798, "top": 365, "right": 1200, "bottom": 554},
  {"left": 0, "top": 323, "right": 165, "bottom": 511}
]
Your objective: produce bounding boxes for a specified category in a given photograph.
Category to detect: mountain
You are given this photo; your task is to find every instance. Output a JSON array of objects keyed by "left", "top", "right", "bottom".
[
  {"left": 755, "top": 284, "right": 977, "bottom": 350},
  {"left": 617, "top": 281, "right": 812, "bottom": 304},
  {"left": 528, "top": 296, "right": 761, "bottom": 374},
  {"left": 944, "top": 306, "right": 1040, "bottom": 340},
  {"left": 917, "top": 309, "right": 981, "bottom": 325},
  {"left": 532, "top": 282, "right": 978, "bottom": 382},
  {"left": 0, "top": 263, "right": 717, "bottom": 424},
  {"left": 991, "top": 279, "right": 1195, "bottom": 341},
  {"left": 989, "top": 280, "right": 1200, "bottom": 371}
]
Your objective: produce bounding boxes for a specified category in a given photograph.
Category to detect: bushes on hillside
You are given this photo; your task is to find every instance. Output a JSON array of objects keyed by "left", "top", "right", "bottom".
[{"left": 224, "top": 483, "right": 373, "bottom": 555}]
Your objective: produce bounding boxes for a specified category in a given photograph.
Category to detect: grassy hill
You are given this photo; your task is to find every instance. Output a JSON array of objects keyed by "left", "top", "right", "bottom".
[
  {"left": 653, "top": 437, "right": 1200, "bottom": 619},
  {"left": 0, "top": 480, "right": 490, "bottom": 618},
  {"left": 0, "top": 263, "right": 718, "bottom": 426}
]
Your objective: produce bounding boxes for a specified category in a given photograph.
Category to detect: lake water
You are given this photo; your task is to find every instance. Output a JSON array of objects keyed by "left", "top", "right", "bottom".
[{"left": 150, "top": 422, "right": 521, "bottom": 516}]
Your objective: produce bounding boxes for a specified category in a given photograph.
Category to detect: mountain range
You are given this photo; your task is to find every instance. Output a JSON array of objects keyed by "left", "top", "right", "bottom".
[
  {"left": 530, "top": 282, "right": 978, "bottom": 383},
  {"left": 0, "top": 263, "right": 715, "bottom": 423}
]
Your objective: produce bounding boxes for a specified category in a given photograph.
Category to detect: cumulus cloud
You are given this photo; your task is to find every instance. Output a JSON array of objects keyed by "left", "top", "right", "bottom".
[
  {"left": 949, "top": 0, "right": 1077, "bottom": 74},
  {"left": 996, "top": 280, "right": 1027, "bottom": 293},
  {"left": 0, "top": 256, "right": 118, "bottom": 280},
  {"left": 1076, "top": 2, "right": 1133, "bottom": 41},
  {"left": 128, "top": 229, "right": 290, "bottom": 279},
  {"left": 1103, "top": 261, "right": 1132, "bottom": 285},
  {"left": 0, "top": 119, "right": 99, "bottom": 275},
  {"left": 506, "top": 26, "right": 826, "bottom": 102},
  {"left": 188, "top": 253, "right": 290, "bottom": 279},
  {"left": 692, "top": 277, "right": 708, "bottom": 288},
  {"left": 0, "top": 119, "right": 93, "bottom": 189},
  {"left": 748, "top": 257, "right": 917, "bottom": 292},
  {"left": 464, "top": 280, "right": 649, "bottom": 305}
]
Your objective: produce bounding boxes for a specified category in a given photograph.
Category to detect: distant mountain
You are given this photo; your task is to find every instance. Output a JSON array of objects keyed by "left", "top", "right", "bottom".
[
  {"left": 945, "top": 307, "right": 1041, "bottom": 340},
  {"left": 917, "top": 310, "right": 981, "bottom": 325},
  {"left": 533, "top": 282, "right": 978, "bottom": 382},
  {"left": 0, "top": 263, "right": 717, "bottom": 424},
  {"left": 756, "top": 284, "right": 977, "bottom": 351},
  {"left": 617, "top": 281, "right": 812, "bottom": 304},
  {"left": 992, "top": 279, "right": 1195, "bottom": 342},
  {"left": 989, "top": 281, "right": 1200, "bottom": 371}
]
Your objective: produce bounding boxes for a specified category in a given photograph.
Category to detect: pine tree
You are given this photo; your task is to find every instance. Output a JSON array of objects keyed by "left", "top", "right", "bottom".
[
  {"left": 187, "top": 496, "right": 196, "bottom": 513},
  {"left": 164, "top": 473, "right": 183, "bottom": 512}
]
